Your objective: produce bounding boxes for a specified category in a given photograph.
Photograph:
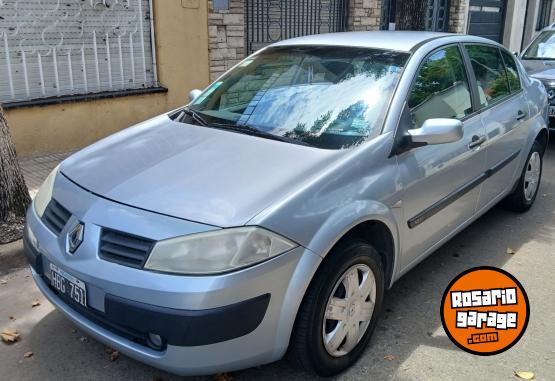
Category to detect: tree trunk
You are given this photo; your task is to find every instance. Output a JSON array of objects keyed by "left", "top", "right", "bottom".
[
  {"left": 0, "top": 104, "right": 31, "bottom": 244},
  {"left": 395, "top": 0, "right": 428, "bottom": 31}
]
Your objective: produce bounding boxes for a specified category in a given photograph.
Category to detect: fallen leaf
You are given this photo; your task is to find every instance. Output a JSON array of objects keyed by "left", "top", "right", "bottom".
[
  {"left": 1, "top": 329, "right": 20, "bottom": 344},
  {"left": 0, "top": 279, "right": 7, "bottom": 285},
  {"left": 110, "top": 350, "right": 120, "bottom": 362},
  {"left": 514, "top": 370, "right": 535, "bottom": 380},
  {"left": 9, "top": 316, "right": 16, "bottom": 321},
  {"left": 105, "top": 347, "right": 119, "bottom": 361},
  {"left": 384, "top": 354, "right": 396, "bottom": 361},
  {"left": 31, "top": 300, "right": 40, "bottom": 307},
  {"left": 214, "top": 373, "right": 233, "bottom": 381},
  {"left": 506, "top": 247, "right": 515, "bottom": 255},
  {"left": 23, "top": 351, "right": 33, "bottom": 358}
]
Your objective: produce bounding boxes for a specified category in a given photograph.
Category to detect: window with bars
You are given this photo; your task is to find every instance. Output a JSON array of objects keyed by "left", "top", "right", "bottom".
[{"left": 0, "top": 0, "right": 158, "bottom": 105}]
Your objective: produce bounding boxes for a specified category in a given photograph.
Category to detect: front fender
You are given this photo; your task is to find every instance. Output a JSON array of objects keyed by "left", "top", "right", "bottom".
[
  {"left": 269, "top": 200, "right": 401, "bottom": 359},
  {"left": 305, "top": 199, "right": 401, "bottom": 288}
]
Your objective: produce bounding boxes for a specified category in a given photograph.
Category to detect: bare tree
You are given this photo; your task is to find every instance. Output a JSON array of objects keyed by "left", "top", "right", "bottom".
[
  {"left": 395, "top": 0, "right": 428, "bottom": 31},
  {"left": 0, "top": 104, "right": 31, "bottom": 244}
]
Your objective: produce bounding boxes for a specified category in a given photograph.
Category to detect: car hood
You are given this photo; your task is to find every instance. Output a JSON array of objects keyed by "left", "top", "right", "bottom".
[
  {"left": 60, "top": 114, "right": 341, "bottom": 227},
  {"left": 521, "top": 59, "right": 555, "bottom": 80}
]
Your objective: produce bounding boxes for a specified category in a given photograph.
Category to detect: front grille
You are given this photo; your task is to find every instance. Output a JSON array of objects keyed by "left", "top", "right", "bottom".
[
  {"left": 99, "top": 229, "right": 155, "bottom": 268},
  {"left": 541, "top": 81, "right": 555, "bottom": 104},
  {"left": 42, "top": 199, "right": 72, "bottom": 235}
]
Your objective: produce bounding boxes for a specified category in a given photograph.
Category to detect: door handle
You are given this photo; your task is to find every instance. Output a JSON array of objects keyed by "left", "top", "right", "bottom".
[
  {"left": 468, "top": 135, "right": 486, "bottom": 149},
  {"left": 516, "top": 110, "right": 527, "bottom": 120}
]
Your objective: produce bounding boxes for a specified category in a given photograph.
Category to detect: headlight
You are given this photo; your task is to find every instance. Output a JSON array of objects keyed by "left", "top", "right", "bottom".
[
  {"left": 33, "top": 165, "right": 59, "bottom": 218},
  {"left": 144, "top": 227, "right": 298, "bottom": 275}
]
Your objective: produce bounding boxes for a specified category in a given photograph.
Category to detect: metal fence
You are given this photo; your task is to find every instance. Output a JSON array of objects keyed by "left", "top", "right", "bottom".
[
  {"left": 0, "top": 0, "right": 157, "bottom": 104},
  {"left": 425, "top": 0, "right": 451, "bottom": 32},
  {"left": 246, "top": 0, "right": 349, "bottom": 54}
]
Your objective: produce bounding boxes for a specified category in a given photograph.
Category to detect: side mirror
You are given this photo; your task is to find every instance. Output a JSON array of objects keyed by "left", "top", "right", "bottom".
[
  {"left": 408, "top": 118, "right": 463, "bottom": 145},
  {"left": 188, "top": 89, "right": 202, "bottom": 103}
]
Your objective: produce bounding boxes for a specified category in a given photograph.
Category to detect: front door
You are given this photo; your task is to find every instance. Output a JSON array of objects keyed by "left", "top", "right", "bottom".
[
  {"left": 397, "top": 45, "right": 488, "bottom": 271},
  {"left": 464, "top": 44, "right": 528, "bottom": 210}
]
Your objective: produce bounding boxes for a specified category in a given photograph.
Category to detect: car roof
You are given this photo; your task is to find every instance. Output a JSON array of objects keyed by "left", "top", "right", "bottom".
[
  {"left": 270, "top": 31, "right": 500, "bottom": 52},
  {"left": 271, "top": 31, "right": 451, "bottom": 52}
]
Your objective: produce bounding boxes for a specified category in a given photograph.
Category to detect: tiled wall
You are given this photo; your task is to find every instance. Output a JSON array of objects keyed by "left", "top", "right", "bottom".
[
  {"left": 207, "top": 0, "right": 246, "bottom": 81},
  {"left": 348, "top": 0, "right": 382, "bottom": 31}
]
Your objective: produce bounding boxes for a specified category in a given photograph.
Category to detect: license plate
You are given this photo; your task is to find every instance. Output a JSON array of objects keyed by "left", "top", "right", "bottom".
[
  {"left": 50, "top": 263, "right": 87, "bottom": 307},
  {"left": 549, "top": 106, "right": 555, "bottom": 117}
]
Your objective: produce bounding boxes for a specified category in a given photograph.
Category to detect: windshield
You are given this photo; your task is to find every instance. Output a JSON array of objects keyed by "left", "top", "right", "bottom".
[
  {"left": 523, "top": 31, "right": 555, "bottom": 60},
  {"left": 189, "top": 46, "right": 409, "bottom": 149}
]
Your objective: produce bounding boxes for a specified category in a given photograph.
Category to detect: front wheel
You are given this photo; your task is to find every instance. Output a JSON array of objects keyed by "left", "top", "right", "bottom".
[
  {"left": 288, "top": 239, "right": 384, "bottom": 376},
  {"left": 502, "top": 141, "right": 543, "bottom": 212}
]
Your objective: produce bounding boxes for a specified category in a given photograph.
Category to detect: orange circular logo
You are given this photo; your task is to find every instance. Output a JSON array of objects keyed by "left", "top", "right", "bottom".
[{"left": 441, "top": 267, "right": 529, "bottom": 355}]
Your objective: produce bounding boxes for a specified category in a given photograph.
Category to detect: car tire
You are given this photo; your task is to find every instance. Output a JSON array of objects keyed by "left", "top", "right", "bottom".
[
  {"left": 502, "top": 141, "right": 543, "bottom": 213},
  {"left": 288, "top": 238, "right": 384, "bottom": 377}
]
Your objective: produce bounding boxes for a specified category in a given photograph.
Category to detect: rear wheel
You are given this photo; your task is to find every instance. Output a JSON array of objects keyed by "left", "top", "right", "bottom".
[
  {"left": 288, "top": 239, "right": 384, "bottom": 376},
  {"left": 503, "top": 141, "right": 543, "bottom": 212}
]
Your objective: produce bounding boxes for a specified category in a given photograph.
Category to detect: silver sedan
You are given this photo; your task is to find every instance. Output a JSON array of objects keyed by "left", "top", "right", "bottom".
[{"left": 24, "top": 31, "right": 548, "bottom": 377}]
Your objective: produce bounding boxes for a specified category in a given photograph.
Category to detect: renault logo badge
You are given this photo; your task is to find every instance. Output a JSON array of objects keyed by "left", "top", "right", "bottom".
[
  {"left": 548, "top": 89, "right": 555, "bottom": 100},
  {"left": 67, "top": 222, "right": 84, "bottom": 254}
]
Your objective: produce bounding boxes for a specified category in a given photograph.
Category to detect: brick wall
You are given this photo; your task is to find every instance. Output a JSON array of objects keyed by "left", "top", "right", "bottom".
[
  {"left": 348, "top": 0, "right": 382, "bottom": 31},
  {"left": 208, "top": 0, "right": 245, "bottom": 81},
  {"left": 448, "top": 0, "right": 469, "bottom": 34}
]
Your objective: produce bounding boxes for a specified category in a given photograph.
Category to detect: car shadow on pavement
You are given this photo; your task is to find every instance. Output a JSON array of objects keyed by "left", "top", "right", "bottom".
[{"left": 20, "top": 140, "right": 555, "bottom": 381}]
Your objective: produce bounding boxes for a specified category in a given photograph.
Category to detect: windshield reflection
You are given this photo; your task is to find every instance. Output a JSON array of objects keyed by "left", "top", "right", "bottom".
[
  {"left": 524, "top": 31, "right": 555, "bottom": 59},
  {"left": 189, "top": 46, "right": 409, "bottom": 149}
]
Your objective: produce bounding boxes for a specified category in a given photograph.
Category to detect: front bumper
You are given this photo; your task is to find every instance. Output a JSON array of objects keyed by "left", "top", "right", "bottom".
[{"left": 25, "top": 174, "right": 322, "bottom": 375}]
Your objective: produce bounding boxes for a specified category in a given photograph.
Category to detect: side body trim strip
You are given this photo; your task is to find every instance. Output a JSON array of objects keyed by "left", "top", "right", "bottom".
[{"left": 407, "top": 150, "right": 520, "bottom": 229}]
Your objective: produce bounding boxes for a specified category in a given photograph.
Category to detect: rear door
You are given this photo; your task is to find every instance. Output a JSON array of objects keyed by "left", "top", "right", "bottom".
[
  {"left": 397, "top": 44, "right": 489, "bottom": 270},
  {"left": 464, "top": 44, "right": 528, "bottom": 211}
]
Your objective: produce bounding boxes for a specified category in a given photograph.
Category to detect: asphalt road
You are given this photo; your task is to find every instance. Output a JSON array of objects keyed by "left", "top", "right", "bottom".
[{"left": 1, "top": 142, "right": 555, "bottom": 381}]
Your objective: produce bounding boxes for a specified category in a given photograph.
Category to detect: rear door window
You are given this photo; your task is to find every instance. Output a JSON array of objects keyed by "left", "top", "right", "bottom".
[
  {"left": 465, "top": 44, "right": 511, "bottom": 108},
  {"left": 500, "top": 50, "right": 522, "bottom": 93}
]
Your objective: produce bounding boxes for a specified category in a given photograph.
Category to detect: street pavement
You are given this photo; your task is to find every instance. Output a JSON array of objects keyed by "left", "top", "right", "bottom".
[{"left": 1, "top": 143, "right": 555, "bottom": 381}]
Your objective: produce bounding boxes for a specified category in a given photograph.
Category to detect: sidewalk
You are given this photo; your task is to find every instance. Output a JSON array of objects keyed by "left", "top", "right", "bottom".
[
  {"left": 19, "top": 152, "right": 73, "bottom": 197},
  {"left": 1, "top": 152, "right": 71, "bottom": 262}
]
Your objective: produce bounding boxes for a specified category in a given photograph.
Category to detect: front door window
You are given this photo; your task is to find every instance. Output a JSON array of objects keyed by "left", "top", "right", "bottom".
[{"left": 408, "top": 46, "right": 473, "bottom": 129}]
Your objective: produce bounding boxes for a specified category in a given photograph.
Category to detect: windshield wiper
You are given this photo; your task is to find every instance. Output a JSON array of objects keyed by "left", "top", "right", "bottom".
[
  {"left": 175, "top": 108, "right": 210, "bottom": 126},
  {"left": 210, "top": 122, "right": 314, "bottom": 147},
  {"left": 174, "top": 109, "right": 314, "bottom": 147}
]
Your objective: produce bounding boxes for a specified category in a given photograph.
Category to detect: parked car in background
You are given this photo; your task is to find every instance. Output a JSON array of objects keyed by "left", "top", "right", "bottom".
[
  {"left": 24, "top": 31, "right": 548, "bottom": 377},
  {"left": 521, "top": 22, "right": 555, "bottom": 127}
]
